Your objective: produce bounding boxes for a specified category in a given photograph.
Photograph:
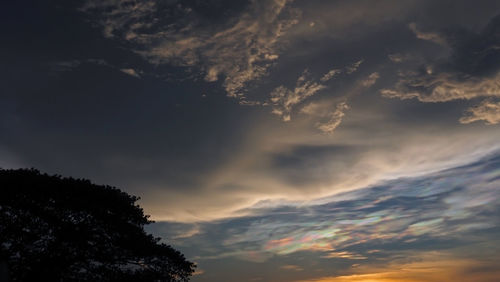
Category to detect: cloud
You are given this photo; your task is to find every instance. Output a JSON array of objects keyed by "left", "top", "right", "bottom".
[
  {"left": 460, "top": 99, "right": 500, "bottom": 124},
  {"left": 301, "top": 101, "right": 350, "bottom": 134},
  {"left": 120, "top": 68, "right": 140, "bottom": 78},
  {"left": 320, "top": 69, "right": 342, "bottom": 82},
  {"left": 387, "top": 53, "right": 411, "bottom": 63},
  {"left": 52, "top": 0, "right": 500, "bottom": 227},
  {"left": 382, "top": 15, "right": 500, "bottom": 124},
  {"left": 287, "top": 0, "right": 421, "bottom": 40},
  {"left": 297, "top": 71, "right": 377, "bottom": 134},
  {"left": 139, "top": 122, "right": 500, "bottom": 223},
  {"left": 408, "top": 22, "right": 448, "bottom": 46},
  {"left": 151, "top": 151, "right": 500, "bottom": 268},
  {"left": 270, "top": 60, "right": 366, "bottom": 123},
  {"left": 82, "top": 0, "right": 300, "bottom": 99},
  {"left": 50, "top": 58, "right": 143, "bottom": 79},
  {"left": 320, "top": 69, "right": 341, "bottom": 82},
  {"left": 360, "top": 72, "right": 379, "bottom": 87},
  {"left": 381, "top": 71, "right": 500, "bottom": 124},
  {"left": 280, "top": 265, "right": 304, "bottom": 271},
  {"left": 345, "top": 59, "right": 364, "bottom": 74},
  {"left": 193, "top": 269, "right": 205, "bottom": 276},
  {"left": 270, "top": 70, "right": 326, "bottom": 121},
  {"left": 319, "top": 61, "right": 364, "bottom": 83},
  {"left": 173, "top": 226, "right": 201, "bottom": 240},
  {"left": 321, "top": 251, "right": 366, "bottom": 260},
  {"left": 49, "top": 60, "right": 81, "bottom": 73},
  {"left": 316, "top": 102, "right": 349, "bottom": 134},
  {"left": 9, "top": 3, "right": 500, "bottom": 281},
  {"left": 381, "top": 72, "right": 500, "bottom": 102}
]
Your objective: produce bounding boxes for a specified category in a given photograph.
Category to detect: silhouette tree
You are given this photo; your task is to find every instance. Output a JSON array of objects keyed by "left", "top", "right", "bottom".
[{"left": 0, "top": 169, "right": 195, "bottom": 282}]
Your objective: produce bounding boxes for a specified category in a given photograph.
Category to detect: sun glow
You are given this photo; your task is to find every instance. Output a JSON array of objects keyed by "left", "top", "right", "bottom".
[{"left": 299, "top": 253, "right": 500, "bottom": 282}]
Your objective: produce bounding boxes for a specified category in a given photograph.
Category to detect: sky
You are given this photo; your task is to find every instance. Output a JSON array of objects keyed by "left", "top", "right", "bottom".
[{"left": 2, "top": 0, "right": 500, "bottom": 281}]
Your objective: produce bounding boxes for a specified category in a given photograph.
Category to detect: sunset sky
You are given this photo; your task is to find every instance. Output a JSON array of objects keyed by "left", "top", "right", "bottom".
[{"left": 2, "top": 0, "right": 500, "bottom": 281}]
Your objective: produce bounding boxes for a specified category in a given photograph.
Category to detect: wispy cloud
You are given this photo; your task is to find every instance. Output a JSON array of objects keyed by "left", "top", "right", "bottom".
[
  {"left": 360, "top": 72, "right": 379, "bottom": 87},
  {"left": 387, "top": 53, "right": 412, "bottom": 63},
  {"left": 345, "top": 60, "right": 364, "bottom": 74},
  {"left": 380, "top": 72, "right": 500, "bottom": 102},
  {"left": 408, "top": 22, "right": 448, "bottom": 46},
  {"left": 382, "top": 15, "right": 500, "bottom": 124},
  {"left": 280, "top": 265, "right": 304, "bottom": 271},
  {"left": 301, "top": 101, "right": 350, "bottom": 134},
  {"left": 82, "top": 0, "right": 300, "bottom": 99},
  {"left": 270, "top": 70, "right": 326, "bottom": 121},
  {"left": 320, "top": 69, "right": 341, "bottom": 82},
  {"left": 119, "top": 68, "right": 140, "bottom": 78},
  {"left": 460, "top": 99, "right": 500, "bottom": 125},
  {"left": 269, "top": 60, "right": 364, "bottom": 123}
]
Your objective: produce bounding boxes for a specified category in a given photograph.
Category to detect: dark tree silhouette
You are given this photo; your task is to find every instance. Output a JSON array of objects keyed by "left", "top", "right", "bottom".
[{"left": 0, "top": 169, "right": 195, "bottom": 282}]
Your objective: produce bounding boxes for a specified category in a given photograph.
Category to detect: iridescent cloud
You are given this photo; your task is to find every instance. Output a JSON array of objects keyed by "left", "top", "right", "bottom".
[{"left": 150, "top": 152, "right": 500, "bottom": 281}]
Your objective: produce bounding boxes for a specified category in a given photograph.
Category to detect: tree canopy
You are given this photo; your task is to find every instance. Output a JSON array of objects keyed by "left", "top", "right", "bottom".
[{"left": 0, "top": 168, "right": 195, "bottom": 282}]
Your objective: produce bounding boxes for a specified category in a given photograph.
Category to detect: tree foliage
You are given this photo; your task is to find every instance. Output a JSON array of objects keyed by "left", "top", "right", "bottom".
[{"left": 0, "top": 169, "right": 195, "bottom": 282}]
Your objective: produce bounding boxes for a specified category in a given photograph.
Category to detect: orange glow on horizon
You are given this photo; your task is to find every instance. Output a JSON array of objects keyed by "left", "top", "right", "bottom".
[{"left": 297, "top": 253, "right": 500, "bottom": 282}]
